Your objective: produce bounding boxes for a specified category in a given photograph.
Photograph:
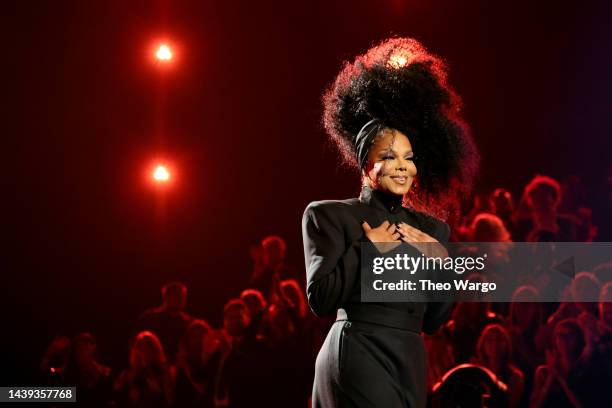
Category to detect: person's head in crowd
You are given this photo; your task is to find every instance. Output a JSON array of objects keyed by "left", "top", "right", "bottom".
[
  {"left": 268, "top": 303, "right": 296, "bottom": 340},
  {"left": 570, "top": 272, "right": 601, "bottom": 316},
  {"left": 472, "top": 193, "right": 494, "bottom": 215},
  {"left": 68, "top": 332, "right": 97, "bottom": 368},
  {"left": 476, "top": 324, "right": 513, "bottom": 371},
  {"left": 130, "top": 331, "right": 167, "bottom": 370},
  {"left": 223, "top": 299, "right": 251, "bottom": 337},
  {"left": 553, "top": 318, "right": 586, "bottom": 367},
  {"left": 161, "top": 281, "right": 187, "bottom": 313},
  {"left": 182, "top": 319, "right": 212, "bottom": 358},
  {"left": 509, "top": 285, "right": 543, "bottom": 332},
  {"left": 469, "top": 213, "right": 511, "bottom": 242},
  {"left": 451, "top": 285, "right": 494, "bottom": 328},
  {"left": 489, "top": 188, "right": 514, "bottom": 220},
  {"left": 261, "top": 235, "right": 286, "bottom": 269},
  {"left": 280, "top": 279, "right": 307, "bottom": 318},
  {"left": 240, "top": 289, "right": 267, "bottom": 317},
  {"left": 524, "top": 175, "right": 562, "bottom": 214},
  {"left": 40, "top": 335, "right": 71, "bottom": 374},
  {"left": 599, "top": 282, "right": 612, "bottom": 329},
  {"left": 64, "top": 332, "right": 110, "bottom": 385}
]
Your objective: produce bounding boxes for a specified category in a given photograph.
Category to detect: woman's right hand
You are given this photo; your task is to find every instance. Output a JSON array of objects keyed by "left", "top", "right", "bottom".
[{"left": 362, "top": 220, "right": 402, "bottom": 253}]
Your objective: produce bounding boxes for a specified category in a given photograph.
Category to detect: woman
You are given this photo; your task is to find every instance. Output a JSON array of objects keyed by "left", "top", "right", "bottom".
[
  {"left": 530, "top": 319, "right": 590, "bottom": 407},
  {"left": 302, "top": 37, "right": 478, "bottom": 408},
  {"left": 114, "top": 331, "right": 174, "bottom": 408},
  {"left": 472, "top": 324, "right": 524, "bottom": 407},
  {"left": 175, "top": 319, "right": 217, "bottom": 408}
]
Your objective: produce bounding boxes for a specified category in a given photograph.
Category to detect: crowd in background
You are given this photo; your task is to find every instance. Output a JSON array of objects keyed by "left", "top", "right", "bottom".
[{"left": 38, "top": 173, "right": 612, "bottom": 407}]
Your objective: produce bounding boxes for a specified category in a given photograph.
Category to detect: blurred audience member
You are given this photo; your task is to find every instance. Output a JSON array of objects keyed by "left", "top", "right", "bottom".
[
  {"left": 507, "top": 285, "right": 546, "bottom": 406},
  {"left": 249, "top": 235, "right": 298, "bottom": 301},
  {"left": 489, "top": 188, "right": 515, "bottom": 233},
  {"left": 40, "top": 335, "right": 71, "bottom": 385},
  {"left": 530, "top": 319, "right": 597, "bottom": 407},
  {"left": 63, "top": 332, "right": 112, "bottom": 407},
  {"left": 470, "top": 212, "right": 512, "bottom": 243},
  {"left": 514, "top": 175, "right": 578, "bottom": 241},
  {"left": 214, "top": 299, "right": 271, "bottom": 408},
  {"left": 472, "top": 324, "right": 524, "bottom": 407},
  {"left": 135, "top": 281, "right": 194, "bottom": 363},
  {"left": 446, "top": 300, "right": 501, "bottom": 364},
  {"left": 114, "top": 331, "right": 174, "bottom": 408},
  {"left": 175, "top": 319, "right": 220, "bottom": 408}
]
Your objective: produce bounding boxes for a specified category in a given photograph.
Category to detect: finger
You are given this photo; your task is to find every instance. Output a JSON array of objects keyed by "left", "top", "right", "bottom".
[
  {"left": 398, "top": 227, "right": 420, "bottom": 239},
  {"left": 400, "top": 234, "right": 419, "bottom": 243},
  {"left": 392, "top": 232, "right": 402, "bottom": 240},
  {"left": 399, "top": 222, "right": 428, "bottom": 235},
  {"left": 362, "top": 221, "right": 372, "bottom": 231},
  {"left": 399, "top": 222, "right": 421, "bottom": 233},
  {"left": 380, "top": 220, "right": 390, "bottom": 229}
]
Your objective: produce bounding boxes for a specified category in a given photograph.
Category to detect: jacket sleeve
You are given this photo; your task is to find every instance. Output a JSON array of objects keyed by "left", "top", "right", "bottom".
[
  {"left": 301, "top": 203, "right": 364, "bottom": 317},
  {"left": 422, "top": 220, "right": 454, "bottom": 334}
]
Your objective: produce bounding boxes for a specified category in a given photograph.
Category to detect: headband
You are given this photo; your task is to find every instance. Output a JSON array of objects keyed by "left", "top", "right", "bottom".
[{"left": 354, "top": 118, "right": 384, "bottom": 169}]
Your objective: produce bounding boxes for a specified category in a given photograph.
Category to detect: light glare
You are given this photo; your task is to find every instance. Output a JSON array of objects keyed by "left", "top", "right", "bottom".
[
  {"left": 153, "top": 165, "right": 170, "bottom": 182},
  {"left": 156, "top": 44, "right": 173, "bottom": 61}
]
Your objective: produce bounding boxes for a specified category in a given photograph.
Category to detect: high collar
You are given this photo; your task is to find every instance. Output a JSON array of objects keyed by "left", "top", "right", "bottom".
[{"left": 359, "top": 185, "right": 404, "bottom": 214}]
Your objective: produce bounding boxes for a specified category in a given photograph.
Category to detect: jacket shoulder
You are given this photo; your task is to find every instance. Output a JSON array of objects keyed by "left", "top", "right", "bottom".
[{"left": 303, "top": 198, "right": 360, "bottom": 215}]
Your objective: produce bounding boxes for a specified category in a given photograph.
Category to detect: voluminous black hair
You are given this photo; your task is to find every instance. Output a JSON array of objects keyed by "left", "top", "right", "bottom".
[{"left": 322, "top": 37, "right": 479, "bottom": 218}]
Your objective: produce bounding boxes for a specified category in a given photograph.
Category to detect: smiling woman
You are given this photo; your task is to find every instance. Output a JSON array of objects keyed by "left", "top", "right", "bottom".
[
  {"left": 302, "top": 37, "right": 480, "bottom": 408},
  {"left": 362, "top": 126, "right": 417, "bottom": 195}
]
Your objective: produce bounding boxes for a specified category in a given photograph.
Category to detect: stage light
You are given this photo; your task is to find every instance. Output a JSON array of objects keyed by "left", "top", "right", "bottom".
[
  {"left": 156, "top": 44, "right": 173, "bottom": 61},
  {"left": 388, "top": 53, "right": 408, "bottom": 68},
  {"left": 153, "top": 165, "right": 170, "bottom": 182}
]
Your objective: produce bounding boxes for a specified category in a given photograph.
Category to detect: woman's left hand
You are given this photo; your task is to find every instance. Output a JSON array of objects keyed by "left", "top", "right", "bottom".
[{"left": 397, "top": 222, "right": 448, "bottom": 258}]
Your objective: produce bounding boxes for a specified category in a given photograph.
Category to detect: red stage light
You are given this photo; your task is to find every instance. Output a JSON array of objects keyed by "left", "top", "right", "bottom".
[
  {"left": 388, "top": 53, "right": 408, "bottom": 68},
  {"left": 155, "top": 44, "right": 173, "bottom": 61},
  {"left": 153, "top": 165, "right": 170, "bottom": 182}
]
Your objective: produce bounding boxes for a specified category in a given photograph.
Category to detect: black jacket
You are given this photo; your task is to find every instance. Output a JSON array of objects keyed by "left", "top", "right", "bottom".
[{"left": 301, "top": 184, "right": 452, "bottom": 334}]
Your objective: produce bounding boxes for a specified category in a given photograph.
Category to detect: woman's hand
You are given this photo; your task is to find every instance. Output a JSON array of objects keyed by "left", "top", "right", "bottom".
[
  {"left": 397, "top": 222, "right": 448, "bottom": 258},
  {"left": 362, "top": 220, "right": 402, "bottom": 253}
]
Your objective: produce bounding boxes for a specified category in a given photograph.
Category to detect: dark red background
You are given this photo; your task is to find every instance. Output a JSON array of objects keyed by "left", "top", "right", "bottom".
[{"left": 2, "top": 0, "right": 611, "bottom": 382}]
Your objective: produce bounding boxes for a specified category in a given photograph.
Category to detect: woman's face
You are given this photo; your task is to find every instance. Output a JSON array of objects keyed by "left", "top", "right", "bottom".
[
  {"left": 555, "top": 325, "right": 583, "bottom": 359},
  {"left": 131, "top": 337, "right": 159, "bottom": 368},
  {"left": 362, "top": 129, "right": 417, "bottom": 196},
  {"left": 483, "top": 329, "right": 508, "bottom": 363},
  {"left": 74, "top": 342, "right": 96, "bottom": 365}
]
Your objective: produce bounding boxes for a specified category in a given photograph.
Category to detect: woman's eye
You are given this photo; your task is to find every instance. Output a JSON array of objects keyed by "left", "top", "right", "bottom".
[
  {"left": 405, "top": 156, "right": 415, "bottom": 161},
  {"left": 382, "top": 156, "right": 394, "bottom": 160}
]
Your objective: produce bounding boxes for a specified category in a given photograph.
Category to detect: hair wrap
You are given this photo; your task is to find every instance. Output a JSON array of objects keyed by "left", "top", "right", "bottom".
[{"left": 355, "top": 118, "right": 384, "bottom": 169}]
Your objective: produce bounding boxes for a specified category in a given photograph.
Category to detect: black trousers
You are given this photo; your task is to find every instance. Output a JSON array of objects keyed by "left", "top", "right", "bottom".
[{"left": 312, "top": 311, "right": 427, "bottom": 408}]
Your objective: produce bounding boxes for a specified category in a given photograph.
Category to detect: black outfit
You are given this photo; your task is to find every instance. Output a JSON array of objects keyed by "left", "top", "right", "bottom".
[{"left": 302, "top": 185, "right": 453, "bottom": 408}]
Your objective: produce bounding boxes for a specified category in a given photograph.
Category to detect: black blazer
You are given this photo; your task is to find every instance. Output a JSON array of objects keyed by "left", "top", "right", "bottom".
[{"left": 301, "top": 185, "right": 452, "bottom": 334}]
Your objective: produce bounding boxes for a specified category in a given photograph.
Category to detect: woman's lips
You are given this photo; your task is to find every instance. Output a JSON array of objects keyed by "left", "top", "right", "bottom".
[{"left": 391, "top": 176, "right": 407, "bottom": 184}]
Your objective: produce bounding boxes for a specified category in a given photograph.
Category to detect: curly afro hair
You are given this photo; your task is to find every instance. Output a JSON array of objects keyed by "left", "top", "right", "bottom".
[{"left": 322, "top": 37, "right": 479, "bottom": 218}]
